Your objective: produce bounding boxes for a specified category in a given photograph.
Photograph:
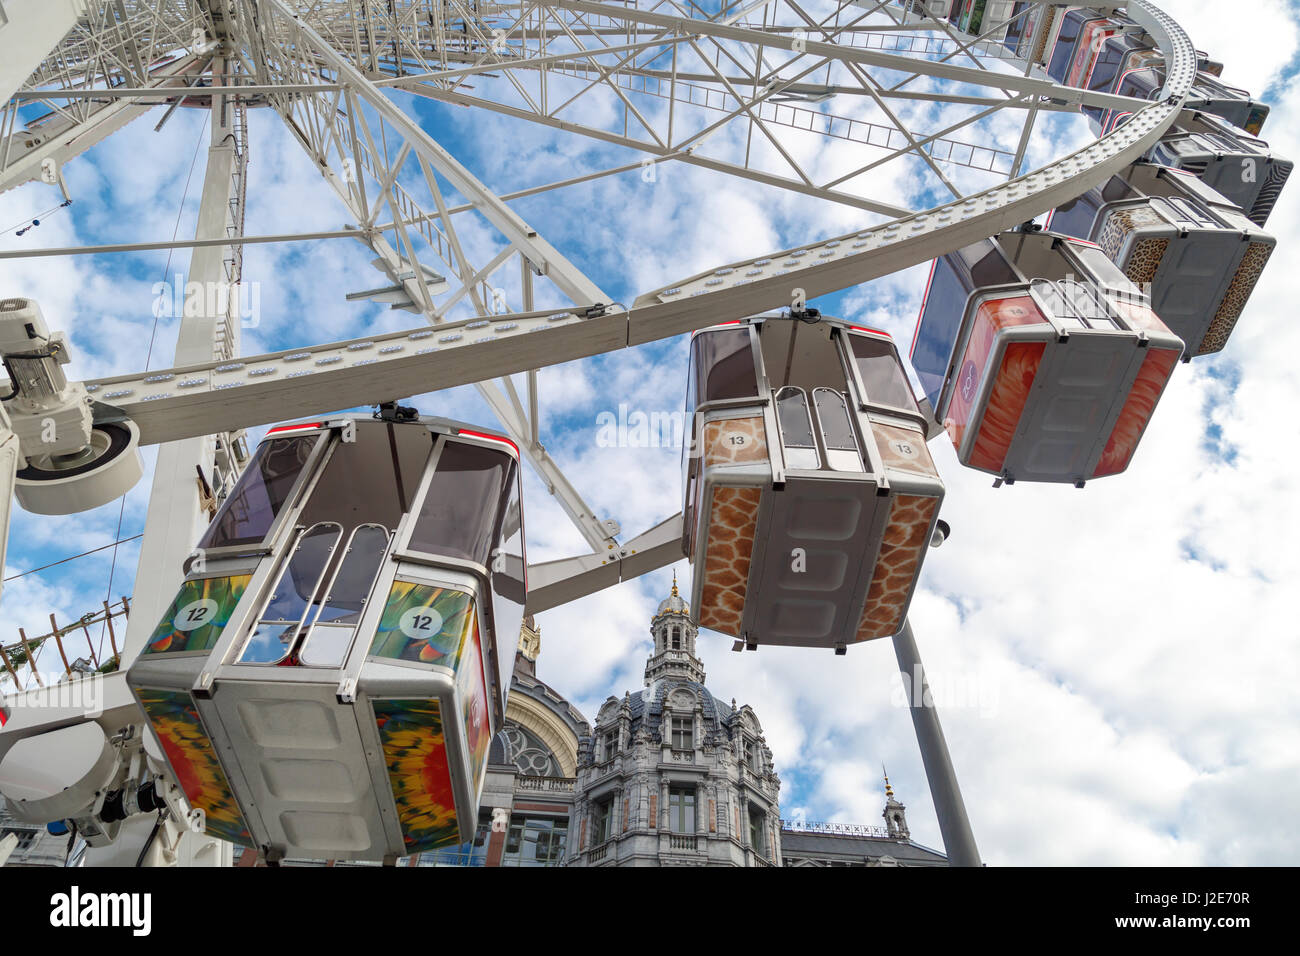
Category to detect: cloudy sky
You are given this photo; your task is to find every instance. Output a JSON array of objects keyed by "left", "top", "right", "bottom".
[{"left": 2, "top": 0, "right": 1298, "bottom": 865}]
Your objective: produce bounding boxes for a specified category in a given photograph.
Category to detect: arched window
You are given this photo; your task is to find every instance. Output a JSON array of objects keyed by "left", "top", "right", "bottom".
[
  {"left": 498, "top": 722, "right": 562, "bottom": 776},
  {"left": 671, "top": 626, "right": 682, "bottom": 650}
]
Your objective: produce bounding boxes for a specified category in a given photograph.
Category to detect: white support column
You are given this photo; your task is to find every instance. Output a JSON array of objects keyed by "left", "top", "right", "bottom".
[{"left": 120, "top": 69, "right": 240, "bottom": 663}]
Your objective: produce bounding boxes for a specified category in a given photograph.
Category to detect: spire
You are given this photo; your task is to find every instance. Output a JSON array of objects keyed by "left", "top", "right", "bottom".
[
  {"left": 518, "top": 616, "right": 541, "bottom": 658},
  {"left": 645, "top": 578, "right": 705, "bottom": 685},
  {"left": 882, "top": 765, "right": 909, "bottom": 840}
]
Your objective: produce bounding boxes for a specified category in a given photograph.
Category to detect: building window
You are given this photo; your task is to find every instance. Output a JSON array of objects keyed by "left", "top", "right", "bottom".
[
  {"left": 592, "top": 799, "right": 614, "bottom": 845},
  {"left": 671, "top": 627, "right": 681, "bottom": 650},
  {"left": 748, "top": 807, "right": 766, "bottom": 855},
  {"left": 671, "top": 717, "right": 693, "bottom": 750},
  {"left": 500, "top": 723, "right": 562, "bottom": 777},
  {"left": 744, "top": 738, "right": 759, "bottom": 771},
  {"left": 602, "top": 730, "right": 618, "bottom": 761},
  {"left": 501, "top": 815, "right": 568, "bottom": 867},
  {"left": 669, "top": 787, "right": 696, "bottom": 834}
]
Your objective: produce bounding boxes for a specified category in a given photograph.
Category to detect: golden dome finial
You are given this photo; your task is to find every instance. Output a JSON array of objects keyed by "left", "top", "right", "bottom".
[
  {"left": 883, "top": 764, "right": 894, "bottom": 799},
  {"left": 671, "top": 570, "right": 679, "bottom": 597}
]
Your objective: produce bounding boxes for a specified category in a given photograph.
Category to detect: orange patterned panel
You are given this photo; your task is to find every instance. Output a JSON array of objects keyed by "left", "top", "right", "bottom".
[
  {"left": 1092, "top": 347, "right": 1179, "bottom": 477},
  {"left": 942, "top": 295, "right": 1046, "bottom": 462},
  {"left": 968, "top": 342, "right": 1047, "bottom": 473},
  {"left": 872, "top": 422, "right": 937, "bottom": 479},
  {"left": 702, "top": 417, "right": 767, "bottom": 466},
  {"left": 856, "top": 494, "right": 939, "bottom": 641},
  {"left": 698, "top": 485, "right": 762, "bottom": 637}
]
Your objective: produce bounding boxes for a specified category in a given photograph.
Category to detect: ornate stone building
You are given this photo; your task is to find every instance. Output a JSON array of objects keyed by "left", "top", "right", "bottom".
[{"left": 570, "top": 578, "right": 783, "bottom": 866}]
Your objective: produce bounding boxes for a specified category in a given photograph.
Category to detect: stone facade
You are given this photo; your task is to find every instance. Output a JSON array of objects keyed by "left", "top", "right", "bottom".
[{"left": 570, "top": 581, "right": 782, "bottom": 866}]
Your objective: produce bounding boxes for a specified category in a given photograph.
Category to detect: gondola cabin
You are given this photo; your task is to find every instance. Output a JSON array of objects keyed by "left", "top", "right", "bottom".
[
  {"left": 1082, "top": 31, "right": 1153, "bottom": 126},
  {"left": 126, "top": 415, "right": 525, "bottom": 861},
  {"left": 683, "top": 315, "right": 944, "bottom": 652},
  {"left": 1043, "top": 7, "right": 1113, "bottom": 84},
  {"left": 1048, "top": 162, "right": 1275, "bottom": 358},
  {"left": 893, "top": 0, "right": 952, "bottom": 19},
  {"left": 911, "top": 231, "right": 1184, "bottom": 484},
  {"left": 1146, "top": 110, "right": 1293, "bottom": 227},
  {"left": 1000, "top": 2, "right": 1049, "bottom": 58},
  {"left": 1105, "top": 68, "right": 1269, "bottom": 137},
  {"left": 945, "top": 1, "right": 1040, "bottom": 51}
]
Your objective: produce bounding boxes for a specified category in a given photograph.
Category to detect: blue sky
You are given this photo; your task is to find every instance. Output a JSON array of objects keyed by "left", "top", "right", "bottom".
[{"left": 3, "top": 0, "right": 1300, "bottom": 864}]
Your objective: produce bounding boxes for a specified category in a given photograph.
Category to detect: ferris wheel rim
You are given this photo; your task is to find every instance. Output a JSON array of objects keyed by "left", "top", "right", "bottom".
[{"left": 626, "top": 0, "right": 1200, "bottom": 321}]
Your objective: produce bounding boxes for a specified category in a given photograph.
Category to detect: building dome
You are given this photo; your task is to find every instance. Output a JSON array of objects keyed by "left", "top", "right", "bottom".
[
  {"left": 655, "top": 572, "right": 689, "bottom": 617},
  {"left": 656, "top": 592, "right": 689, "bottom": 616}
]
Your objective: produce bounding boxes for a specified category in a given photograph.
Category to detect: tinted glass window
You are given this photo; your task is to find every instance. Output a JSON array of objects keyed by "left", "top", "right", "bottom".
[
  {"left": 966, "top": 242, "right": 1020, "bottom": 287},
  {"left": 494, "top": 470, "right": 525, "bottom": 606},
  {"left": 1085, "top": 37, "right": 1141, "bottom": 121},
  {"left": 689, "top": 329, "right": 758, "bottom": 405},
  {"left": 1117, "top": 69, "right": 1160, "bottom": 102},
  {"left": 1048, "top": 11, "right": 1088, "bottom": 82},
  {"left": 239, "top": 522, "right": 340, "bottom": 664},
  {"left": 300, "top": 525, "right": 389, "bottom": 668},
  {"left": 850, "top": 336, "right": 919, "bottom": 413},
  {"left": 1050, "top": 187, "right": 1104, "bottom": 239},
  {"left": 913, "top": 242, "right": 1017, "bottom": 408},
  {"left": 199, "top": 435, "right": 317, "bottom": 549},
  {"left": 1004, "top": 2, "right": 1030, "bottom": 52},
  {"left": 912, "top": 261, "right": 969, "bottom": 408},
  {"left": 409, "top": 440, "right": 513, "bottom": 567},
  {"left": 300, "top": 423, "right": 432, "bottom": 533}
]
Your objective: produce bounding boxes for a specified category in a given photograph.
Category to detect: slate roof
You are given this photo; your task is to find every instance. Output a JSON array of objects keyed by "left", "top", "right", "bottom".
[{"left": 779, "top": 828, "right": 948, "bottom": 865}]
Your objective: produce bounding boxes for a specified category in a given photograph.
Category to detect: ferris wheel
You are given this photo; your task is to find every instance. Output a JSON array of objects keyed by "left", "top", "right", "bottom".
[{"left": 0, "top": 0, "right": 1284, "bottom": 867}]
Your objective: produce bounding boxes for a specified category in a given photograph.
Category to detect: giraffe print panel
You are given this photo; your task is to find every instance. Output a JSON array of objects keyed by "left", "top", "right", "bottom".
[
  {"left": 702, "top": 417, "right": 768, "bottom": 467},
  {"left": 872, "top": 422, "right": 937, "bottom": 480},
  {"left": 855, "top": 494, "right": 939, "bottom": 641},
  {"left": 698, "top": 485, "right": 762, "bottom": 637}
]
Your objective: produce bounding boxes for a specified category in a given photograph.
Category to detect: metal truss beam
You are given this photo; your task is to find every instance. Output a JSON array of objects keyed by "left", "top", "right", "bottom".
[{"left": 0, "top": 49, "right": 209, "bottom": 195}]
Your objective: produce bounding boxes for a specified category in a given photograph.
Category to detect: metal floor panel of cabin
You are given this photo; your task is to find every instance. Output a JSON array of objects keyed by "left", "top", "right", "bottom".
[
  {"left": 204, "top": 679, "right": 390, "bottom": 860},
  {"left": 1004, "top": 334, "right": 1144, "bottom": 483},
  {"left": 742, "top": 477, "right": 883, "bottom": 648}
]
